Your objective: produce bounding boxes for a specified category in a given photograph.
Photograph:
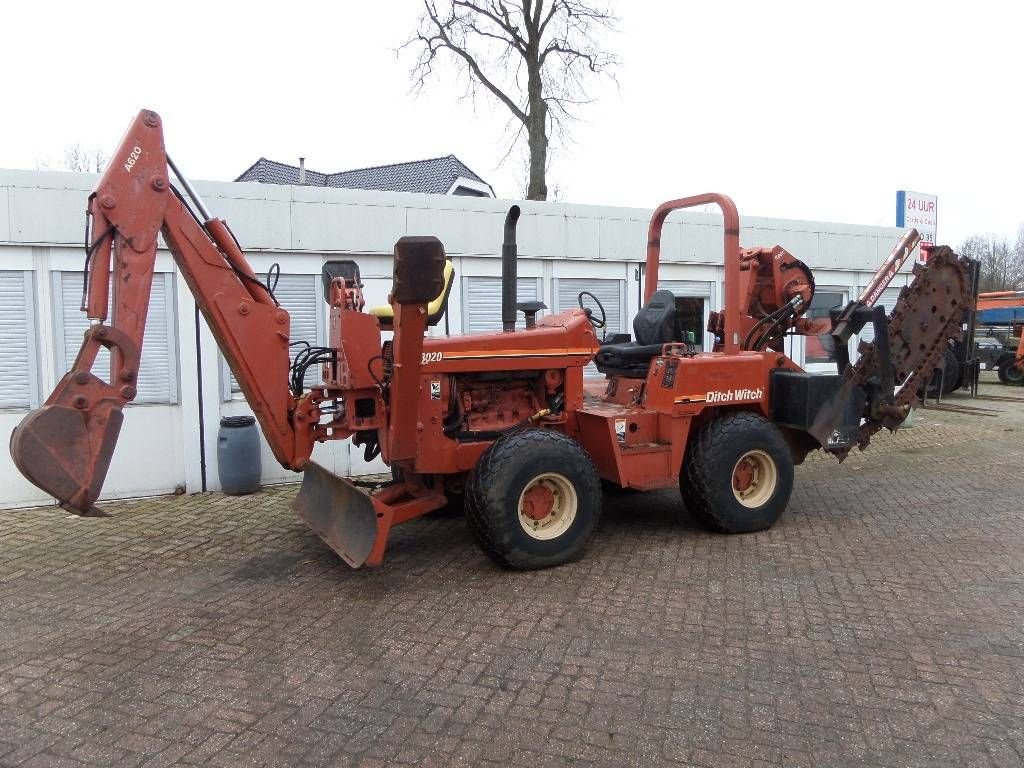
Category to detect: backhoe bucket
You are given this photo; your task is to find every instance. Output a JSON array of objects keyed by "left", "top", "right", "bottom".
[
  {"left": 10, "top": 323, "right": 140, "bottom": 516},
  {"left": 10, "top": 401, "right": 123, "bottom": 516},
  {"left": 292, "top": 462, "right": 380, "bottom": 568}
]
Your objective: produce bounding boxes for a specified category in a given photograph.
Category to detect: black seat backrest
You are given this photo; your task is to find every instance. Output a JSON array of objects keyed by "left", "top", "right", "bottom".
[{"left": 633, "top": 290, "right": 678, "bottom": 346}]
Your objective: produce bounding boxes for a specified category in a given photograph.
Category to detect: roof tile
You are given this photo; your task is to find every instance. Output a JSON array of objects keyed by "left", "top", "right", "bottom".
[{"left": 235, "top": 155, "right": 492, "bottom": 196}]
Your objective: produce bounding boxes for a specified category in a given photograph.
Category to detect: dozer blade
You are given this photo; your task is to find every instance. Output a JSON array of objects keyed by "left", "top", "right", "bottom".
[
  {"left": 10, "top": 401, "right": 123, "bottom": 516},
  {"left": 292, "top": 461, "right": 380, "bottom": 568}
]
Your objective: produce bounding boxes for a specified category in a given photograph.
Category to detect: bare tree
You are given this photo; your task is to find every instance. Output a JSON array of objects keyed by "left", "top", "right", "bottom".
[
  {"left": 1016, "top": 224, "right": 1024, "bottom": 288},
  {"left": 960, "top": 233, "right": 1024, "bottom": 293},
  {"left": 36, "top": 144, "right": 108, "bottom": 173},
  {"left": 958, "top": 235, "right": 990, "bottom": 274},
  {"left": 404, "top": 0, "right": 617, "bottom": 200},
  {"left": 62, "top": 144, "right": 108, "bottom": 173}
]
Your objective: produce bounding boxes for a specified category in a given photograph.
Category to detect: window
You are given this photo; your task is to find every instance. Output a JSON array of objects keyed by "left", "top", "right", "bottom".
[
  {"left": 462, "top": 277, "right": 542, "bottom": 333},
  {"left": 858, "top": 286, "right": 902, "bottom": 345},
  {"left": 56, "top": 272, "right": 179, "bottom": 404},
  {"left": 659, "top": 280, "right": 712, "bottom": 352},
  {"left": 0, "top": 271, "right": 39, "bottom": 409},
  {"left": 673, "top": 297, "right": 706, "bottom": 351},
  {"left": 805, "top": 291, "right": 845, "bottom": 365},
  {"left": 223, "top": 273, "right": 324, "bottom": 398}
]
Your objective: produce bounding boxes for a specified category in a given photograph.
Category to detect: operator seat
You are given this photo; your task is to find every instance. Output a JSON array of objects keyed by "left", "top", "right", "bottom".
[
  {"left": 594, "top": 289, "right": 678, "bottom": 377},
  {"left": 369, "top": 259, "right": 455, "bottom": 329}
]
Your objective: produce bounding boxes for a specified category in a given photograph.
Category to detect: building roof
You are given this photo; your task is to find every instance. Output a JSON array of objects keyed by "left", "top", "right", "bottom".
[{"left": 235, "top": 155, "right": 494, "bottom": 196}]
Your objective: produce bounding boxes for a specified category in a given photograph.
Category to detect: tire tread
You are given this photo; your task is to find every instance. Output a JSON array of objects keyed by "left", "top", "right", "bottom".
[
  {"left": 465, "top": 429, "right": 601, "bottom": 569},
  {"left": 680, "top": 411, "right": 793, "bottom": 533}
]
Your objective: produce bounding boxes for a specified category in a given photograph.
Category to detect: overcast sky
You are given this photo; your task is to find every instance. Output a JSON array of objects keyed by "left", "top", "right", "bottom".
[{"left": 3, "top": 1, "right": 1020, "bottom": 246}]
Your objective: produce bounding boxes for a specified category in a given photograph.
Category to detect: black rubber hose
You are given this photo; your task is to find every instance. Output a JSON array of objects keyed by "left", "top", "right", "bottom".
[{"left": 443, "top": 420, "right": 531, "bottom": 441}]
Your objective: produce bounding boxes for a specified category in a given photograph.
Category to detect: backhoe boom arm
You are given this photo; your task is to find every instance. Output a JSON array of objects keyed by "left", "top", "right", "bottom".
[{"left": 10, "top": 110, "right": 309, "bottom": 514}]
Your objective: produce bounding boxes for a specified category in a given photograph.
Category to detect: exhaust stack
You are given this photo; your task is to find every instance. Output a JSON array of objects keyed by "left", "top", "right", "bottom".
[{"left": 501, "top": 205, "right": 521, "bottom": 332}]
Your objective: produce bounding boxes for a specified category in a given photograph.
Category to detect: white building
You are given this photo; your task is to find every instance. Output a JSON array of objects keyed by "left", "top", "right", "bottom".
[{"left": 0, "top": 169, "right": 914, "bottom": 509}]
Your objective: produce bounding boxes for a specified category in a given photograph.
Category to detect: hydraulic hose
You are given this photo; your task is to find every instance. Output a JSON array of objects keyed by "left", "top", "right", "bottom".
[{"left": 442, "top": 407, "right": 552, "bottom": 442}]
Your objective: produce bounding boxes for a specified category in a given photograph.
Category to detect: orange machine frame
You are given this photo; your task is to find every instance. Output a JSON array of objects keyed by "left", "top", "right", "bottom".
[{"left": 10, "top": 109, "right": 927, "bottom": 567}]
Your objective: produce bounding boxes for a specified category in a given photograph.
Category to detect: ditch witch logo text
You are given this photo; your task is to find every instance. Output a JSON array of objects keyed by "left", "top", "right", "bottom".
[{"left": 706, "top": 388, "right": 764, "bottom": 403}]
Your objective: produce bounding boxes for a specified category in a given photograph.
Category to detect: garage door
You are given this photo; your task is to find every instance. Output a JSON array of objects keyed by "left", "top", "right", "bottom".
[
  {"left": 859, "top": 286, "right": 903, "bottom": 345},
  {"left": 57, "top": 272, "right": 178, "bottom": 404},
  {"left": 462, "top": 277, "right": 541, "bottom": 333},
  {"left": 556, "top": 279, "right": 624, "bottom": 335},
  {"left": 658, "top": 280, "right": 711, "bottom": 299},
  {"left": 0, "top": 271, "right": 38, "bottom": 409},
  {"left": 225, "top": 273, "right": 322, "bottom": 397},
  {"left": 556, "top": 278, "right": 624, "bottom": 377}
]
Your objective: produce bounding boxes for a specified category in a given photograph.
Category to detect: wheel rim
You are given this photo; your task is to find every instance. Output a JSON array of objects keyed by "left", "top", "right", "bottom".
[
  {"left": 731, "top": 450, "right": 778, "bottom": 508},
  {"left": 517, "top": 472, "right": 578, "bottom": 540},
  {"left": 1007, "top": 364, "right": 1024, "bottom": 384}
]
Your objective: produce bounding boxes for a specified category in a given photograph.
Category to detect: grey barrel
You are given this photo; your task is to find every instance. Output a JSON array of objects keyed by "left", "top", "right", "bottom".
[{"left": 217, "top": 415, "right": 261, "bottom": 495}]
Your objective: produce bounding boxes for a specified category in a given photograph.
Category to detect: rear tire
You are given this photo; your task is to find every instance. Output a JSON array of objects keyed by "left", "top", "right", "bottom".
[
  {"left": 465, "top": 429, "right": 601, "bottom": 570},
  {"left": 940, "top": 347, "right": 962, "bottom": 394},
  {"left": 925, "top": 347, "right": 962, "bottom": 396},
  {"left": 681, "top": 411, "right": 794, "bottom": 533},
  {"left": 998, "top": 359, "right": 1024, "bottom": 386}
]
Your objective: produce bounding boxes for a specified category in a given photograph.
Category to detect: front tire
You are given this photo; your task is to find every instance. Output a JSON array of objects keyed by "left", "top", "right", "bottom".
[
  {"left": 681, "top": 411, "right": 794, "bottom": 533},
  {"left": 465, "top": 429, "right": 601, "bottom": 570}
]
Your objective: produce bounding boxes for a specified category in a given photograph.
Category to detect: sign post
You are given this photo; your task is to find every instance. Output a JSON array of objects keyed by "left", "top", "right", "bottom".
[{"left": 896, "top": 190, "right": 938, "bottom": 261}]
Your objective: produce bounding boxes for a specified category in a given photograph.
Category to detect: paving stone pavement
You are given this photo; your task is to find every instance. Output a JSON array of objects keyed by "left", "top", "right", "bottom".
[{"left": 2, "top": 384, "right": 1024, "bottom": 767}]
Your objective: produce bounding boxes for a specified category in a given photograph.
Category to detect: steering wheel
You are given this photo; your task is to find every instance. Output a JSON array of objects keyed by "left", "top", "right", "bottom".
[{"left": 577, "top": 290, "right": 606, "bottom": 329}]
